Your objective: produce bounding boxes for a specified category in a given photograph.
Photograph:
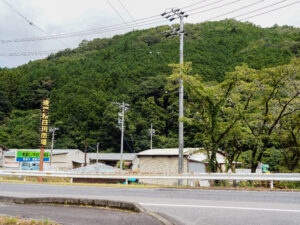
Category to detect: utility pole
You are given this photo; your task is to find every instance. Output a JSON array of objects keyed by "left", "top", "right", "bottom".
[
  {"left": 113, "top": 101, "right": 130, "bottom": 172},
  {"left": 49, "top": 127, "right": 59, "bottom": 165},
  {"left": 96, "top": 142, "right": 99, "bottom": 165},
  {"left": 120, "top": 102, "right": 125, "bottom": 171},
  {"left": 84, "top": 139, "right": 87, "bottom": 166},
  {"left": 149, "top": 123, "right": 155, "bottom": 150},
  {"left": 162, "top": 8, "right": 188, "bottom": 185}
]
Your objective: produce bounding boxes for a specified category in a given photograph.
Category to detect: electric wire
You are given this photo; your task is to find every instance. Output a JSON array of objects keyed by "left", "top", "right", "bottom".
[
  {"left": 1, "top": 1, "right": 299, "bottom": 56},
  {"left": 185, "top": 0, "right": 225, "bottom": 12},
  {"left": 188, "top": 0, "right": 242, "bottom": 16},
  {"left": 0, "top": 14, "right": 164, "bottom": 43},
  {"left": 107, "top": 0, "right": 132, "bottom": 29},
  {"left": 118, "top": 0, "right": 138, "bottom": 26},
  {"left": 232, "top": 0, "right": 288, "bottom": 19},
  {"left": 0, "top": 16, "right": 166, "bottom": 43},
  {"left": 206, "top": 0, "right": 265, "bottom": 21},
  {"left": 181, "top": 0, "right": 209, "bottom": 9},
  {"left": 0, "top": 0, "right": 68, "bottom": 47},
  {"left": 240, "top": 1, "right": 300, "bottom": 20}
]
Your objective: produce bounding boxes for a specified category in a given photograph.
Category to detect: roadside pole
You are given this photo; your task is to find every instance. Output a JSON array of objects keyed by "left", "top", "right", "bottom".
[
  {"left": 50, "top": 127, "right": 59, "bottom": 165},
  {"left": 161, "top": 8, "right": 188, "bottom": 185},
  {"left": 39, "top": 98, "right": 50, "bottom": 182},
  {"left": 96, "top": 142, "right": 99, "bottom": 165},
  {"left": 120, "top": 102, "right": 125, "bottom": 171},
  {"left": 84, "top": 139, "right": 87, "bottom": 166},
  {"left": 113, "top": 101, "right": 129, "bottom": 172}
]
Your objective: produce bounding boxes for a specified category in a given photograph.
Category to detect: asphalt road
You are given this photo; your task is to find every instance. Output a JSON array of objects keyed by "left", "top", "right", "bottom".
[
  {"left": 0, "top": 182, "right": 300, "bottom": 225},
  {"left": 0, "top": 202, "right": 162, "bottom": 225}
]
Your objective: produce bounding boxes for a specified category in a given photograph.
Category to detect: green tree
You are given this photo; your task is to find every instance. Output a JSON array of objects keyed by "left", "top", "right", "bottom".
[{"left": 239, "top": 59, "right": 300, "bottom": 172}]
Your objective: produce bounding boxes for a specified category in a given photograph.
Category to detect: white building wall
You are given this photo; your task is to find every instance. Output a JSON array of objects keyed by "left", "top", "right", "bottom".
[{"left": 138, "top": 156, "right": 189, "bottom": 186}]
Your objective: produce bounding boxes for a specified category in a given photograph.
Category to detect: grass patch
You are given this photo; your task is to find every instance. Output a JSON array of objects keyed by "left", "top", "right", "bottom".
[{"left": 0, "top": 216, "right": 59, "bottom": 225}]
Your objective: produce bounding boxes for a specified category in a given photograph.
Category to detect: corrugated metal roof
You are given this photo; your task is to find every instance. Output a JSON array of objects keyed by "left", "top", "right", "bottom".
[
  {"left": 137, "top": 148, "right": 204, "bottom": 156},
  {"left": 88, "top": 153, "right": 136, "bottom": 161},
  {"left": 4, "top": 149, "right": 81, "bottom": 157},
  {"left": 70, "top": 163, "right": 120, "bottom": 173}
]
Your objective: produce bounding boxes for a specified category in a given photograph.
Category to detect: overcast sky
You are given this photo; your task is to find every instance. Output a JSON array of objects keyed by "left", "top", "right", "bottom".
[{"left": 1, "top": 0, "right": 299, "bottom": 68}]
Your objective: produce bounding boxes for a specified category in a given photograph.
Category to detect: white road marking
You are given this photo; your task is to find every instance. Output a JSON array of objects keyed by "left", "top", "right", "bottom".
[{"left": 140, "top": 203, "right": 300, "bottom": 213}]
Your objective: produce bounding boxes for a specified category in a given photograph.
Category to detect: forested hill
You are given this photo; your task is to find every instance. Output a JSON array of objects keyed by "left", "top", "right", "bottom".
[{"left": 0, "top": 19, "right": 299, "bottom": 153}]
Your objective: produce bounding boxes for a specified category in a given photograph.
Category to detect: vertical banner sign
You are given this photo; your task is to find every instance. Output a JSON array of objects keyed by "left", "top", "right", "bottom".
[{"left": 39, "top": 98, "right": 50, "bottom": 172}]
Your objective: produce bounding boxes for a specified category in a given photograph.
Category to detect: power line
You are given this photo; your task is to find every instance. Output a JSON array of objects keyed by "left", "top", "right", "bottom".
[
  {"left": 241, "top": 1, "right": 300, "bottom": 20},
  {"left": 0, "top": 50, "right": 60, "bottom": 57},
  {"left": 107, "top": 0, "right": 131, "bottom": 29},
  {"left": 189, "top": 0, "right": 242, "bottom": 16},
  {"left": 181, "top": 0, "right": 209, "bottom": 9},
  {"left": 186, "top": 0, "right": 225, "bottom": 12},
  {"left": 0, "top": 17, "right": 166, "bottom": 43},
  {"left": 0, "top": 0, "right": 68, "bottom": 48},
  {"left": 233, "top": 0, "right": 288, "bottom": 19},
  {"left": 1, "top": 14, "right": 164, "bottom": 43},
  {"left": 207, "top": 0, "right": 265, "bottom": 21},
  {"left": 1, "top": 0, "right": 297, "bottom": 58},
  {"left": 118, "top": 0, "right": 138, "bottom": 26},
  {"left": 0, "top": 1, "right": 298, "bottom": 48}
]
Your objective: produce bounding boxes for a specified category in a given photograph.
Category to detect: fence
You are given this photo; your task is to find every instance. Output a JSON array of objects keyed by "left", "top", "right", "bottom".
[{"left": 1, "top": 170, "right": 300, "bottom": 188}]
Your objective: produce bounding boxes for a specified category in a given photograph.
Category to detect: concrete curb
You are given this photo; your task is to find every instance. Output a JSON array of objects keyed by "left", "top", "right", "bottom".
[{"left": 0, "top": 195, "right": 174, "bottom": 225}]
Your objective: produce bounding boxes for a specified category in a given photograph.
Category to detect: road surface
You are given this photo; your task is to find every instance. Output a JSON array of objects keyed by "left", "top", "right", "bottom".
[{"left": 0, "top": 182, "right": 299, "bottom": 225}]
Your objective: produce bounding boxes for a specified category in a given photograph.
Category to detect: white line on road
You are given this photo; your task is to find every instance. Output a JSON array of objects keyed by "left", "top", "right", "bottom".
[{"left": 140, "top": 203, "right": 300, "bottom": 213}]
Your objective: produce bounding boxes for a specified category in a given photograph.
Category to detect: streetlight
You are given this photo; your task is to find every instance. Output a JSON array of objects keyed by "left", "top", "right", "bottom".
[{"left": 49, "top": 127, "right": 59, "bottom": 165}]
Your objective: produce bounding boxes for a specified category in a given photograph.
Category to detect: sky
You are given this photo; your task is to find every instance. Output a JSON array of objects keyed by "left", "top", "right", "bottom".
[{"left": 0, "top": 0, "right": 300, "bottom": 68}]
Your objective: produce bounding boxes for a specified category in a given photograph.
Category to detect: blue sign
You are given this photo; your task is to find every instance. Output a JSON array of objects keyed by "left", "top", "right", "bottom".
[{"left": 16, "top": 157, "right": 49, "bottom": 162}]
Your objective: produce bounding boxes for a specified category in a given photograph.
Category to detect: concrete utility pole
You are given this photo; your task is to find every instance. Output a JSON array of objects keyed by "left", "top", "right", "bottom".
[
  {"left": 149, "top": 123, "right": 155, "bottom": 150},
  {"left": 96, "top": 142, "right": 99, "bottom": 165},
  {"left": 120, "top": 102, "right": 125, "bottom": 171},
  {"left": 113, "top": 101, "right": 130, "bottom": 172},
  {"left": 161, "top": 8, "right": 188, "bottom": 184},
  {"left": 49, "top": 127, "right": 59, "bottom": 165},
  {"left": 84, "top": 139, "right": 87, "bottom": 166}
]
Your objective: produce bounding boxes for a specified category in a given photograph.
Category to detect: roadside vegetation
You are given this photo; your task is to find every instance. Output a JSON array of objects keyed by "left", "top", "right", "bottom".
[{"left": 0, "top": 216, "right": 59, "bottom": 225}]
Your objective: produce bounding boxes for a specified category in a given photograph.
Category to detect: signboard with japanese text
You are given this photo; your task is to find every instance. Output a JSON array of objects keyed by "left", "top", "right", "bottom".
[
  {"left": 40, "top": 98, "right": 50, "bottom": 147},
  {"left": 16, "top": 151, "right": 50, "bottom": 162}
]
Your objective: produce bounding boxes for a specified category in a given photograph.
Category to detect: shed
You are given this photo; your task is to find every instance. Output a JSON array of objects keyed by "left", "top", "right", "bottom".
[{"left": 134, "top": 148, "right": 228, "bottom": 186}]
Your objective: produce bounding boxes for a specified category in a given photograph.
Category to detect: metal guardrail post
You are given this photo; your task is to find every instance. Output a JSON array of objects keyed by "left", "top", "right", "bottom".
[{"left": 270, "top": 180, "right": 274, "bottom": 189}]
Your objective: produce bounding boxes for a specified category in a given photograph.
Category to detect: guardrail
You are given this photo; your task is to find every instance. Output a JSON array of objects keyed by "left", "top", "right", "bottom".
[{"left": 1, "top": 170, "right": 300, "bottom": 182}]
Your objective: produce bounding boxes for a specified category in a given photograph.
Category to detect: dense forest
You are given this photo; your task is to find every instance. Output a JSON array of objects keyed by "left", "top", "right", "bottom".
[{"left": 0, "top": 19, "right": 299, "bottom": 172}]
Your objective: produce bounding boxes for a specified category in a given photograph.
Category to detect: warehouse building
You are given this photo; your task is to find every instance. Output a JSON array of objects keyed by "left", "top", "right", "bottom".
[{"left": 133, "top": 148, "right": 228, "bottom": 186}]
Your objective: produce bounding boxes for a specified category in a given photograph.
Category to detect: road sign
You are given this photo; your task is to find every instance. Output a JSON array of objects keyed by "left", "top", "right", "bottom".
[{"left": 16, "top": 151, "right": 50, "bottom": 162}]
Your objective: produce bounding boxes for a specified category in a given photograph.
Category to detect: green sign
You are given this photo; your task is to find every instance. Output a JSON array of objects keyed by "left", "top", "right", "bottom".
[{"left": 16, "top": 151, "right": 50, "bottom": 162}]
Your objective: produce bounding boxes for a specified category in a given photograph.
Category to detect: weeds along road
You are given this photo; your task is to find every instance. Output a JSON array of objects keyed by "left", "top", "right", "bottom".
[{"left": 0, "top": 182, "right": 300, "bottom": 225}]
